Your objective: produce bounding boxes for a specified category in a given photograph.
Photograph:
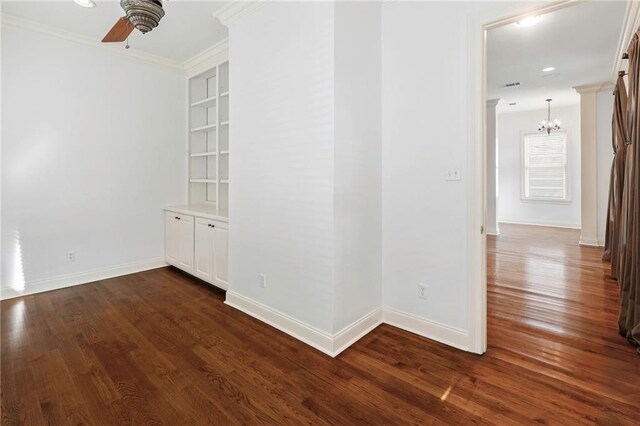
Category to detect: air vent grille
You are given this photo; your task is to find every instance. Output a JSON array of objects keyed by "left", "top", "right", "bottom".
[{"left": 505, "top": 82, "right": 521, "bottom": 88}]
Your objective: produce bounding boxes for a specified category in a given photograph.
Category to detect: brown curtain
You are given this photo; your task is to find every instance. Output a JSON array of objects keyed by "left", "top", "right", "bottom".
[
  {"left": 602, "top": 75, "right": 628, "bottom": 277},
  {"left": 617, "top": 32, "right": 640, "bottom": 347}
]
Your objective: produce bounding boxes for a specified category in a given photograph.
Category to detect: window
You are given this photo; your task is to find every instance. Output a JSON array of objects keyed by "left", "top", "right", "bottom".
[{"left": 522, "top": 132, "right": 567, "bottom": 201}]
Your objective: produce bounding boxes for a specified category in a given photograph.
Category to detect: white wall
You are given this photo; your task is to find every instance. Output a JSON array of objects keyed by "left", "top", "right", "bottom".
[
  {"left": 486, "top": 99, "right": 499, "bottom": 235},
  {"left": 596, "top": 89, "right": 614, "bottom": 245},
  {"left": 382, "top": 1, "right": 488, "bottom": 331},
  {"left": 229, "top": 1, "right": 382, "bottom": 337},
  {"left": 229, "top": 1, "right": 336, "bottom": 333},
  {"left": 1, "top": 25, "right": 186, "bottom": 296},
  {"left": 333, "top": 1, "right": 382, "bottom": 333},
  {"left": 497, "top": 105, "right": 581, "bottom": 228}
]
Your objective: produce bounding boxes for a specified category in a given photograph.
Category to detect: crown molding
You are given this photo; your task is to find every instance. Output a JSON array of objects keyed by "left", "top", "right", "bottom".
[
  {"left": 183, "top": 38, "right": 229, "bottom": 78},
  {"left": 1, "top": 13, "right": 184, "bottom": 71},
  {"left": 612, "top": 0, "right": 640, "bottom": 82},
  {"left": 213, "top": 0, "right": 265, "bottom": 27},
  {"left": 573, "top": 81, "right": 615, "bottom": 95}
]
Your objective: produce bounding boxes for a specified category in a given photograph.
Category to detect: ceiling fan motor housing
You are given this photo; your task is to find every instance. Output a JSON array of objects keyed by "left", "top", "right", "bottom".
[{"left": 120, "top": 0, "right": 165, "bottom": 34}]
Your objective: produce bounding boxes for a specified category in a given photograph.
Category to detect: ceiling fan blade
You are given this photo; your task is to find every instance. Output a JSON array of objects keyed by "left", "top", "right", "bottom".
[{"left": 102, "top": 17, "right": 134, "bottom": 43}]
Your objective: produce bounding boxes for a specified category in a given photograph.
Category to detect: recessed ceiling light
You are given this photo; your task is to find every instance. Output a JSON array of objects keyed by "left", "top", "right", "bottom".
[
  {"left": 73, "top": 0, "right": 96, "bottom": 8},
  {"left": 542, "top": 67, "right": 555, "bottom": 72},
  {"left": 517, "top": 16, "right": 541, "bottom": 27}
]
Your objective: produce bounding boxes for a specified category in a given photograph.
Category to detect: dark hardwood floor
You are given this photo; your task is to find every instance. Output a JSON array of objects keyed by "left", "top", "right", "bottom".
[{"left": 2, "top": 223, "right": 639, "bottom": 424}]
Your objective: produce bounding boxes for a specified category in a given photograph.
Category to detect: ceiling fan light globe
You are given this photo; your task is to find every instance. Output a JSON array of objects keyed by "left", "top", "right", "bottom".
[{"left": 74, "top": 0, "right": 96, "bottom": 8}]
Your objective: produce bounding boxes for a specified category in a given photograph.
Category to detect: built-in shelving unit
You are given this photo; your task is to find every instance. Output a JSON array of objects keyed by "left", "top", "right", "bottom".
[{"left": 188, "top": 60, "right": 230, "bottom": 208}]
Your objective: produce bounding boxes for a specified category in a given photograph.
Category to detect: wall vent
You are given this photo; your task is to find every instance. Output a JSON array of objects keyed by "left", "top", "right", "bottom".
[
  {"left": 509, "top": 102, "right": 517, "bottom": 106},
  {"left": 504, "top": 82, "right": 521, "bottom": 88}
]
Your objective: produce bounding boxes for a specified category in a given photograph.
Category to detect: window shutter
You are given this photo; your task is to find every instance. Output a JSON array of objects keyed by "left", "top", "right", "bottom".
[{"left": 523, "top": 133, "right": 567, "bottom": 200}]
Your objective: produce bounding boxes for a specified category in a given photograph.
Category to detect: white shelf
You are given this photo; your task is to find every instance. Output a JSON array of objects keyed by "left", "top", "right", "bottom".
[
  {"left": 190, "top": 152, "right": 217, "bottom": 158},
  {"left": 190, "top": 124, "right": 217, "bottom": 133},
  {"left": 190, "top": 96, "right": 217, "bottom": 108},
  {"left": 190, "top": 179, "right": 217, "bottom": 184},
  {"left": 188, "top": 60, "right": 229, "bottom": 208}
]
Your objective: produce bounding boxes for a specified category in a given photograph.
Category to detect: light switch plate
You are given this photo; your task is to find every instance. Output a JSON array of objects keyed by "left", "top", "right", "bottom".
[{"left": 445, "top": 168, "right": 461, "bottom": 181}]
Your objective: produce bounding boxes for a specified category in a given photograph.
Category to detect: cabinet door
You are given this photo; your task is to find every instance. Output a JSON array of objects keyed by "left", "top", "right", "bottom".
[
  {"left": 165, "top": 212, "right": 179, "bottom": 266},
  {"left": 194, "top": 218, "right": 214, "bottom": 282},
  {"left": 177, "top": 214, "right": 194, "bottom": 272},
  {"left": 213, "top": 225, "right": 228, "bottom": 288}
]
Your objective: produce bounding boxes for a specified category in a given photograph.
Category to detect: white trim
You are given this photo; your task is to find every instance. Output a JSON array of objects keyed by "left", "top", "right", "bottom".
[
  {"left": 498, "top": 218, "right": 581, "bottom": 229},
  {"left": 183, "top": 38, "right": 229, "bottom": 78},
  {"left": 574, "top": 82, "right": 616, "bottom": 94},
  {"left": 468, "top": 0, "right": 580, "bottom": 356},
  {"left": 0, "top": 258, "right": 167, "bottom": 300},
  {"left": 1, "top": 13, "right": 230, "bottom": 75},
  {"left": 332, "top": 308, "right": 383, "bottom": 356},
  {"left": 225, "top": 290, "right": 473, "bottom": 356},
  {"left": 214, "top": 1, "right": 265, "bottom": 27},
  {"left": 383, "top": 307, "right": 470, "bottom": 352},
  {"left": 612, "top": 0, "right": 640, "bottom": 82},
  {"left": 579, "top": 237, "right": 602, "bottom": 247},
  {"left": 1, "top": 14, "right": 184, "bottom": 71},
  {"left": 225, "top": 291, "right": 384, "bottom": 357},
  {"left": 225, "top": 291, "right": 335, "bottom": 355},
  {"left": 485, "top": 227, "right": 500, "bottom": 236}
]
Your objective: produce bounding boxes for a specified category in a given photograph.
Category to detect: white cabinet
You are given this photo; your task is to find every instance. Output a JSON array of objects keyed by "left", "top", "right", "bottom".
[
  {"left": 165, "top": 212, "right": 180, "bottom": 266},
  {"left": 165, "top": 207, "right": 228, "bottom": 290},
  {"left": 194, "top": 218, "right": 214, "bottom": 282},
  {"left": 193, "top": 217, "right": 228, "bottom": 289},
  {"left": 213, "top": 225, "right": 228, "bottom": 286},
  {"left": 165, "top": 212, "right": 194, "bottom": 273}
]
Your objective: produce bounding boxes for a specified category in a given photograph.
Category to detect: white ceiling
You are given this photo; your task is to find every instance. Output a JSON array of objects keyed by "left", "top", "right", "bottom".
[
  {"left": 1, "top": 0, "right": 230, "bottom": 63},
  {"left": 487, "top": 1, "right": 627, "bottom": 113}
]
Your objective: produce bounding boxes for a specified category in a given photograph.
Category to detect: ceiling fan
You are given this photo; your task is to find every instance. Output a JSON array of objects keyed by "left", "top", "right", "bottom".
[{"left": 101, "top": 0, "right": 166, "bottom": 44}]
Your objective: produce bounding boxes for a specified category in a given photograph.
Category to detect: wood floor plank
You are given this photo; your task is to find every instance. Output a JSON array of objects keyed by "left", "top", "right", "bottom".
[{"left": 2, "top": 223, "right": 639, "bottom": 424}]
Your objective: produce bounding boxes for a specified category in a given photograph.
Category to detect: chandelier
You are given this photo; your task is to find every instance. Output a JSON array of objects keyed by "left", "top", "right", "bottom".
[
  {"left": 538, "top": 98, "right": 561, "bottom": 134},
  {"left": 120, "top": 0, "right": 165, "bottom": 34}
]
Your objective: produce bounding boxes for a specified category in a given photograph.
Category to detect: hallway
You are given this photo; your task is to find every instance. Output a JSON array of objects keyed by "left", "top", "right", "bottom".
[{"left": 488, "top": 223, "right": 639, "bottom": 423}]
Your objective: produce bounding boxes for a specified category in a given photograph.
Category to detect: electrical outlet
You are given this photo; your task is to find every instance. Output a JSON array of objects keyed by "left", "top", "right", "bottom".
[
  {"left": 445, "top": 168, "right": 461, "bottom": 181},
  {"left": 260, "top": 273, "right": 267, "bottom": 288},
  {"left": 418, "top": 283, "right": 428, "bottom": 300},
  {"left": 67, "top": 251, "right": 76, "bottom": 262}
]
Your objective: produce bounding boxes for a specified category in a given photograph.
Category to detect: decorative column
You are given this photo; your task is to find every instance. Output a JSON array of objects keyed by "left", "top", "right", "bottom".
[
  {"left": 573, "top": 82, "right": 614, "bottom": 246},
  {"left": 486, "top": 99, "right": 500, "bottom": 235}
]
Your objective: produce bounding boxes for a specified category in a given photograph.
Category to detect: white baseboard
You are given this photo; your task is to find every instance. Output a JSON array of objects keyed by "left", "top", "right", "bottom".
[
  {"left": 579, "top": 237, "right": 603, "bottom": 247},
  {"left": 225, "top": 291, "right": 469, "bottom": 356},
  {"left": 485, "top": 226, "right": 500, "bottom": 236},
  {"left": 225, "top": 291, "right": 336, "bottom": 355},
  {"left": 382, "top": 306, "right": 470, "bottom": 352},
  {"left": 225, "top": 291, "right": 384, "bottom": 357},
  {"left": 499, "top": 218, "right": 581, "bottom": 229},
  {"left": 332, "top": 307, "right": 383, "bottom": 356},
  {"left": 0, "top": 258, "right": 167, "bottom": 300}
]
